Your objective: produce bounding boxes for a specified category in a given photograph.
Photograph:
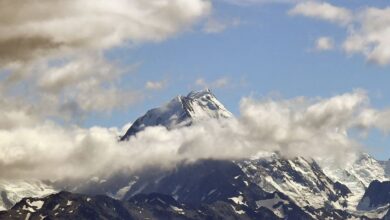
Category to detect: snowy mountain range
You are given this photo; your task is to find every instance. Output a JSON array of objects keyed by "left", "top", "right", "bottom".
[{"left": 2, "top": 89, "right": 390, "bottom": 219}]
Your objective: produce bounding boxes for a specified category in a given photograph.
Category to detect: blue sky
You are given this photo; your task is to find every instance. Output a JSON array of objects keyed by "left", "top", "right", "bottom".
[
  {"left": 103, "top": 2, "right": 390, "bottom": 116},
  {"left": 102, "top": 1, "right": 389, "bottom": 120}
]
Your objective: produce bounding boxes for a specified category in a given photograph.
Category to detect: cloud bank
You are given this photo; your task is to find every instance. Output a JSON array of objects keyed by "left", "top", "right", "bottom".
[{"left": 1, "top": 91, "right": 390, "bottom": 181}]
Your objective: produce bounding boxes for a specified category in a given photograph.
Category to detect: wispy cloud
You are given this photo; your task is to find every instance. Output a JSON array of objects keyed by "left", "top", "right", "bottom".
[
  {"left": 289, "top": 1, "right": 352, "bottom": 25},
  {"left": 315, "top": 36, "right": 334, "bottom": 51},
  {"left": 145, "top": 80, "right": 168, "bottom": 90},
  {"left": 195, "top": 77, "right": 231, "bottom": 88},
  {"left": 203, "top": 18, "right": 241, "bottom": 34}
]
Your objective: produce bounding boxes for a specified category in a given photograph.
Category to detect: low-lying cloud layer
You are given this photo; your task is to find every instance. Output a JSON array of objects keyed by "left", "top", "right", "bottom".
[{"left": 1, "top": 91, "right": 389, "bottom": 181}]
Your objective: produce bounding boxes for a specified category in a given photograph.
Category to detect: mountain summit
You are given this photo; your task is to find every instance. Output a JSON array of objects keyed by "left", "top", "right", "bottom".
[{"left": 120, "top": 89, "right": 232, "bottom": 140}]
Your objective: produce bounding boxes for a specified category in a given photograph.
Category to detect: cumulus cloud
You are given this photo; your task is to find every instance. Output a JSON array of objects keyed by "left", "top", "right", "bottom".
[
  {"left": 289, "top": 1, "right": 352, "bottom": 25},
  {"left": 1, "top": 91, "right": 390, "bottom": 180},
  {"left": 343, "top": 7, "right": 390, "bottom": 65},
  {"left": 0, "top": 0, "right": 211, "bottom": 65},
  {"left": 315, "top": 36, "right": 334, "bottom": 51}
]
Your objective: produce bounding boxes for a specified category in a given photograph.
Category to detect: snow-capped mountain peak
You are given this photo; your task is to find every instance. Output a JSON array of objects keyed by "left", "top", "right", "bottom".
[
  {"left": 120, "top": 89, "right": 232, "bottom": 140},
  {"left": 183, "top": 88, "right": 233, "bottom": 119}
]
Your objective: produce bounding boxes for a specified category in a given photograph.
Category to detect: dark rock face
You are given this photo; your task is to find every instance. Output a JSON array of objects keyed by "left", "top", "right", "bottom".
[
  {"left": 0, "top": 191, "right": 281, "bottom": 220},
  {"left": 333, "top": 181, "right": 352, "bottom": 197},
  {"left": 123, "top": 160, "right": 265, "bottom": 205},
  {"left": 358, "top": 180, "right": 390, "bottom": 211},
  {"left": 0, "top": 191, "right": 133, "bottom": 220},
  {"left": 122, "top": 159, "right": 316, "bottom": 219}
]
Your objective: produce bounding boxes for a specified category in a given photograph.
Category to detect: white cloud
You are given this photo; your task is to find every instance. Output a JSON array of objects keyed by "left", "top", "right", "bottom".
[
  {"left": 195, "top": 77, "right": 230, "bottom": 88},
  {"left": 289, "top": 1, "right": 352, "bottom": 25},
  {"left": 343, "top": 7, "right": 390, "bottom": 65},
  {"left": 2, "top": 0, "right": 390, "bottom": 182},
  {"left": 203, "top": 18, "right": 241, "bottom": 34},
  {"left": 289, "top": 3, "right": 390, "bottom": 65},
  {"left": 0, "top": 55, "right": 142, "bottom": 120},
  {"left": 0, "top": 0, "right": 213, "bottom": 120},
  {"left": 315, "top": 36, "right": 334, "bottom": 51},
  {"left": 1, "top": 90, "right": 390, "bottom": 180},
  {"left": 145, "top": 80, "right": 168, "bottom": 90},
  {"left": 0, "top": 0, "right": 211, "bottom": 65}
]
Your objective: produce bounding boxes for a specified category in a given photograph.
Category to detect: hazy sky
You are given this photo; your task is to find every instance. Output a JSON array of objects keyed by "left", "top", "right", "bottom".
[{"left": 2, "top": 0, "right": 390, "bottom": 169}]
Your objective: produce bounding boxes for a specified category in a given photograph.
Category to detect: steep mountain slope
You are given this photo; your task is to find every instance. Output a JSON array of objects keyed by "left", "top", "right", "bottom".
[
  {"left": 352, "top": 180, "right": 390, "bottom": 219},
  {"left": 237, "top": 152, "right": 389, "bottom": 211},
  {"left": 120, "top": 89, "right": 232, "bottom": 140},
  {"left": 0, "top": 180, "right": 56, "bottom": 211},
  {"left": 322, "top": 153, "right": 389, "bottom": 209},
  {"left": 237, "top": 154, "right": 350, "bottom": 210},
  {"left": 358, "top": 180, "right": 390, "bottom": 211},
  {"left": 122, "top": 159, "right": 362, "bottom": 219}
]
